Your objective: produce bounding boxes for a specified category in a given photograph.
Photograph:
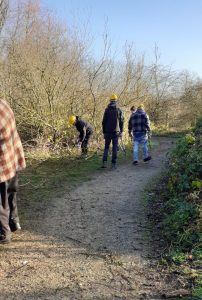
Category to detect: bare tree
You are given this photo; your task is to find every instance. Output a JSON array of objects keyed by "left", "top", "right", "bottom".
[
  {"left": 0, "top": 0, "right": 8, "bottom": 33},
  {"left": 0, "top": 0, "right": 201, "bottom": 148},
  {"left": 1, "top": 0, "right": 88, "bottom": 143}
]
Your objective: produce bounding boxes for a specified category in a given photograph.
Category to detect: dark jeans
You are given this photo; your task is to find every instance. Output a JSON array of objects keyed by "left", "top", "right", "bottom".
[
  {"left": 81, "top": 132, "right": 92, "bottom": 154},
  {"left": 103, "top": 133, "right": 119, "bottom": 164},
  {"left": 0, "top": 175, "right": 19, "bottom": 237}
]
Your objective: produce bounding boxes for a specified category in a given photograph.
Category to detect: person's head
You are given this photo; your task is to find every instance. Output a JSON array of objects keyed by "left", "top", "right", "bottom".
[
  {"left": 130, "top": 105, "right": 136, "bottom": 112},
  {"left": 110, "top": 94, "right": 118, "bottom": 101},
  {"left": 137, "top": 103, "right": 144, "bottom": 110},
  {"left": 68, "top": 115, "right": 76, "bottom": 126}
]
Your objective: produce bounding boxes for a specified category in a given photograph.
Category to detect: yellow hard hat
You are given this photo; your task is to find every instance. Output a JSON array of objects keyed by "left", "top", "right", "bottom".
[
  {"left": 138, "top": 103, "right": 144, "bottom": 109},
  {"left": 110, "top": 94, "right": 118, "bottom": 101},
  {"left": 68, "top": 115, "right": 76, "bottom": 125}
]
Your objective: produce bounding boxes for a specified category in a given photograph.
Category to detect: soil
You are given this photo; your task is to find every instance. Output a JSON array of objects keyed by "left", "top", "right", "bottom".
[{"left": 0, "top": 137, "right": 185, "bottom": 300}]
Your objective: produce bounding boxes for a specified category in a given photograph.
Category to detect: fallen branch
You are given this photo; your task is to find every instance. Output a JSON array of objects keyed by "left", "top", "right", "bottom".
[
  {"left": 6, "top": 261, "right": 28, "bottom": 278},
  {"left": 162, "top": 289, "right": 191, "bottom": 298}
]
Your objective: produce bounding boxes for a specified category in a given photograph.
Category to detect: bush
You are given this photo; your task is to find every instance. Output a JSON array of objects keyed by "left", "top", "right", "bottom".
[{"left": 163, "top": 117, "right": 202, "bottom": 252}]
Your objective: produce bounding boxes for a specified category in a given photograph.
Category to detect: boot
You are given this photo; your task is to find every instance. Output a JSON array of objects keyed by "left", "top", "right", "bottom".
[
  {"left": 0, "top": 233, "right": 11, "bottom": 244},
  {"left": 111, "top": 163, "right": 117, "bottom": 170},
  {"left": 9, "top": 219, "right": 21, "bottom": 232},
  {"left": 101, "top": 161, "right": 107, "bottom": 168},
  {"left": 143, "top": 156, "right": 152, "bottom": 162}
]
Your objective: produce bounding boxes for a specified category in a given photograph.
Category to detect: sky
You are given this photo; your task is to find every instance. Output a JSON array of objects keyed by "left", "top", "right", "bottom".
[{"left": 41, "top": 0, "right": 202, "bottom": 78}]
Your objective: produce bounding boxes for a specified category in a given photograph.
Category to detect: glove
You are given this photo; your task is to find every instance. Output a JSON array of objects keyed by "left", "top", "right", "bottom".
[
  {"left": 76, "top": 142, "right": 81, "bottom": 148},
  {"left": 75, "top": 138, "right": 81, "bottom": 147}
]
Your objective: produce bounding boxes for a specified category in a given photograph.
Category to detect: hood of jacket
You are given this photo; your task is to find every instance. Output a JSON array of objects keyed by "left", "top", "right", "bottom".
[
  {"left": 136, "top": 108, "right": 145, "bottom": 113},
  {"left": 108, "top": 100, "right": 117, "bottom": 109}
]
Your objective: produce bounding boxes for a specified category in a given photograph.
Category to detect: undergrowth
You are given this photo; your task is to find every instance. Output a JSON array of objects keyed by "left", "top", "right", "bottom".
[{"left": 155, "top": 118, "right": 202, "bottom": 298}]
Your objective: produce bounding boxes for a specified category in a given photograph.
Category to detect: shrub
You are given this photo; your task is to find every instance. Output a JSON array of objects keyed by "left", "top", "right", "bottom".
[{"left": 163, "top": 117, "right": 202, "bottom": 252}]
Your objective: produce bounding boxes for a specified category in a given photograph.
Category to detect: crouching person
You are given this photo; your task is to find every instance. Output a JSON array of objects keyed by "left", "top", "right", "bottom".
[
  {"left": 0, "top": 98, "right": 26, "bottom": 244},
  {"left": 68, "top": 115, "right": 93, "bottom": 158}
]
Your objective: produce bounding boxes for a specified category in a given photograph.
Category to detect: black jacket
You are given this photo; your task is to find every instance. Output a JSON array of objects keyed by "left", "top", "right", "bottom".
[
  {"left": 75, "top": 117, "right": 93, "bottom": 142},
  {"left": 102, "top": 101, "right": 124, "bottom": 134}
]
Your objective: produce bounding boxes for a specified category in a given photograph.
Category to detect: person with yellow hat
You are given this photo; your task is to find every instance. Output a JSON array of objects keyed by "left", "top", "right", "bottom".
[
  {"left": 101, "top": 94, "right": 124, "bottom": 169},
  {"left": 109, "top": 94, "right": 118, "bottom": 101},
  {"left": 68, "top": 115, "right": 93, "bottom": 158},
  {"left": 68, "top": 115, "right": 76, "bottom": 126},
  {"left": 128, "top": 103, "right": 151, "bottom": 165}
]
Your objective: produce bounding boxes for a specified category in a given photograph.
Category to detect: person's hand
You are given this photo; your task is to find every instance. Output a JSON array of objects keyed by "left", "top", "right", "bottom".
[
  {"left": 76, "top": 142, "right": 81, "bottom": 148},
  {"left": 118, "top": 132, "right": 122, "bottom": 138},
  {"left": 75, "top": 138, "right": 81, "bottom": 147}
]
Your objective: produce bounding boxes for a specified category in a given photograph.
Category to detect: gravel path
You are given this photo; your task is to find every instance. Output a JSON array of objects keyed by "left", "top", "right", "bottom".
[{"left": 0, "top": 137, "right": 180, "bottom": 300}]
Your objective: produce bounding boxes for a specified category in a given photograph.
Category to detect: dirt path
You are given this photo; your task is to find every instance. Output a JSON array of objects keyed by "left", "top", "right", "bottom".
[{"left": 0, "top": 138, "right": 181, "bottom": 300}]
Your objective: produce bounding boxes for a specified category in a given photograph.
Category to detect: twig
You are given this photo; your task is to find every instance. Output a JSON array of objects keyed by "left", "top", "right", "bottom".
[{"left": 6, "top": 261, "right": 28, "bottom": 278}]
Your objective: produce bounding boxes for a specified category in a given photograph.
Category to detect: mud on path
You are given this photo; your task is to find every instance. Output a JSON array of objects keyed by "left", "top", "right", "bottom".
[{"left": 0, "top": 137, "right": 181, "bottom": 300}]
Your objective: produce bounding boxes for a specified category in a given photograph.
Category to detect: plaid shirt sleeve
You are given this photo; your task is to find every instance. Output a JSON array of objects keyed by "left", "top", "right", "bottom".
[{"left": 0, "top": 99, "right": 26, "bottom": 183}]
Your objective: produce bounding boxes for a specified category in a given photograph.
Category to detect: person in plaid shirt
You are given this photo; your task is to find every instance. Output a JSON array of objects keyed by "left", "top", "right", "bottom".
[
  {"left": 0, "top": 98, "right": 26, "bottom": 244},
  {"left": 128, "top": 103, "right": 152, "bottom": 165}
]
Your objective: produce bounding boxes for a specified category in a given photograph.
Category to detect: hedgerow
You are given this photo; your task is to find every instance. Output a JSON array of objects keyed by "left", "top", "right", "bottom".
[
  {"left": 161, "top": 117, "right": 202, "bottom": 296},
  {"left": 163, "top": 118, "right": 201, "bottom": 252}
]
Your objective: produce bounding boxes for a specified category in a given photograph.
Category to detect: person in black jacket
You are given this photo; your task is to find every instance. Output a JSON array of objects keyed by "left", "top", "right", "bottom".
[
  {"left": 101, "top": 94, "right": 124, "bottom": 169},
  {"left": 68, "top": 115, "right": 93, "bottom": 158}
]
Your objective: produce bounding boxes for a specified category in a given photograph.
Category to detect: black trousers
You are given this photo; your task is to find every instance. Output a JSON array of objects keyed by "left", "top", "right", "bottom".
[
  {"left": 0, "top": 175, "right": 19, "bottom": 237},
  {"left": 102, "top": 133, "right": 119, "bottom": 164},
  {"left": 81, "top": 132, "right": 92, "bottom": 154}
]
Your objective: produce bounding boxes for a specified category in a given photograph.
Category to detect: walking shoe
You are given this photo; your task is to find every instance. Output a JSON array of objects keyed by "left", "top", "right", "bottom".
[
  {"left": 9, "top": 220, "right": 21, "bottom": 232},
  {"left": 101, "top": 161, "right": 107, "bottom": 168},
  {"left": 133, "top": 161, "right": 138, "bottom": 165},
  {"left": 81, "top": 153, "right": 88, "bottom": 159},
  {"left": 0, "top": 235, "right": 11, "bottom": 244},
  {"left": 111, "top": 163, "right": 117, "bottom": 170},
  {"left": 143, "top": 156, "right": 152, "bottom": 162}
]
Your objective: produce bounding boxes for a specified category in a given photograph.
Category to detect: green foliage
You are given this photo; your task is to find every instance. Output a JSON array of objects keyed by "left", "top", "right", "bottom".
[
  {"left": 160, "top": 117, "right": 202, "bottom": 296},
  {"left": 192, "top": 180, "right": 202, "bottom": 189},
  {"left": 165, "top": 250, "right": 187, "bottom": 264},
  {"left": 163, "top": 197, "right": 198, "bottom": 246},
  {"left": 167, "top": 131, "right": 202, "bottom": 194},
  {"left": 152, "top": 129, "right": 190, "bottom": 138},
  {"left": 193, "top": 118, "right": 202, "bottom": 135},
  {"left": 193, "top": 286, "right": 202, "bottom": 298},
  {"left": 164, "top": 119, "right": 202, "bottom": 249}
]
